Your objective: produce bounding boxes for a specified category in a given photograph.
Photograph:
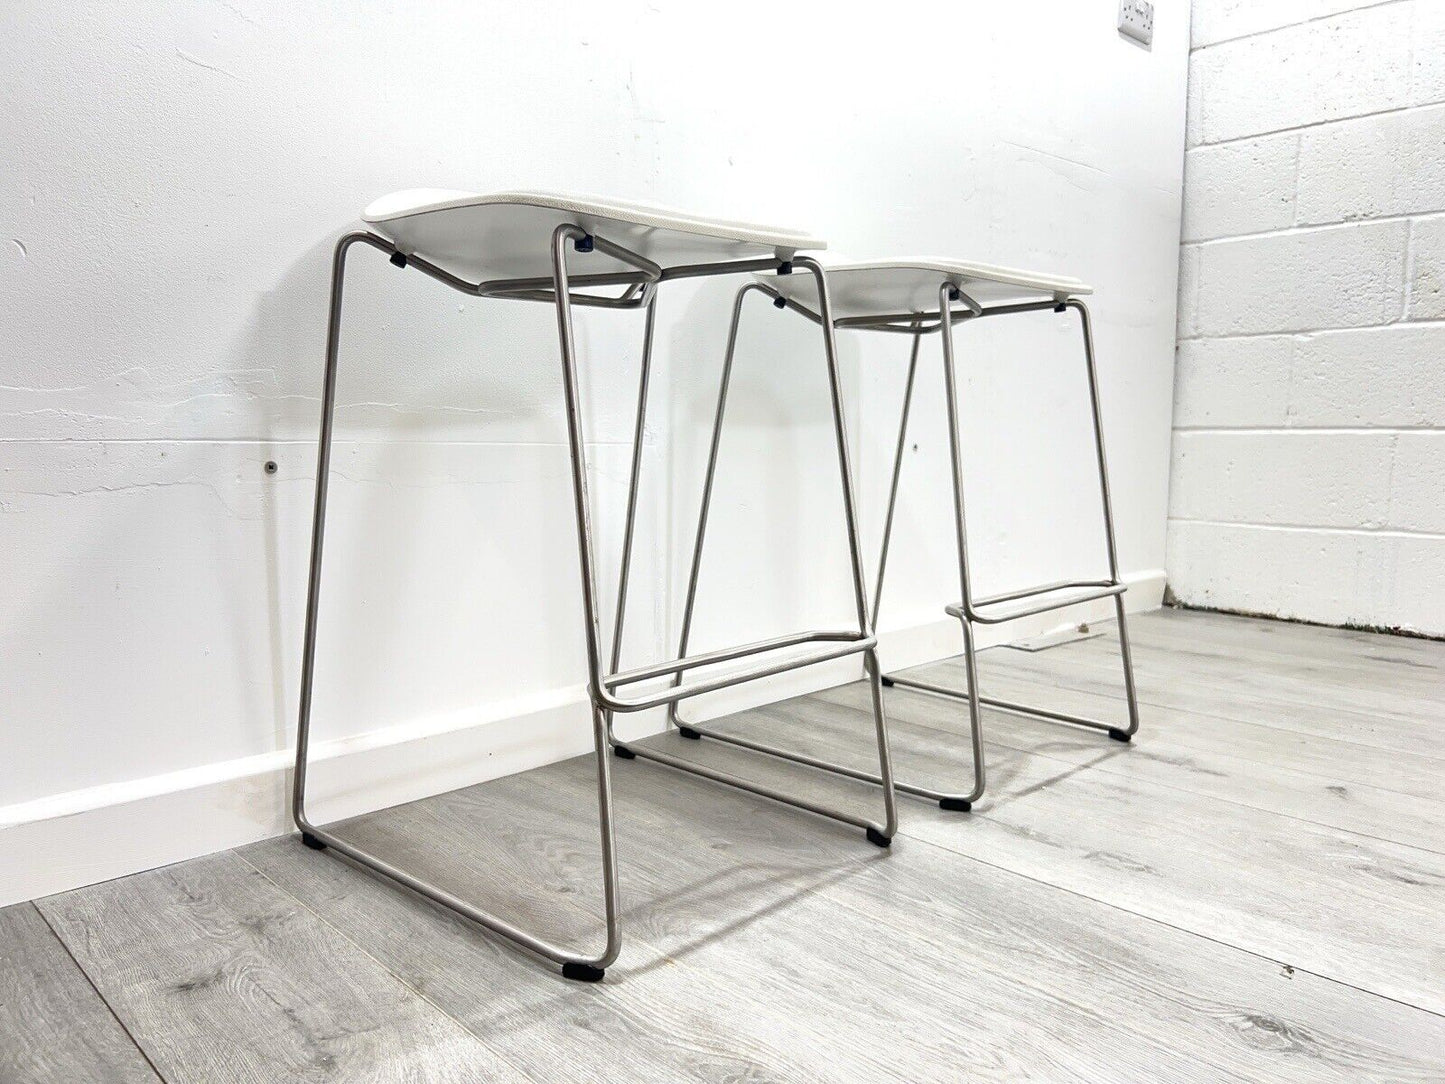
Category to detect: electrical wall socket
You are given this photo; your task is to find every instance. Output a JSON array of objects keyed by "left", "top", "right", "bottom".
[{"left": 1118, "top": 0, "right": 1154, "bottom": 48}]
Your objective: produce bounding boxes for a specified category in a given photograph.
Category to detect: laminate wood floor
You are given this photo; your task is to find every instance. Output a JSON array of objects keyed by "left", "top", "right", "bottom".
[{"left": 4, "top": 608, "right": 1443, "bottom": 1081}]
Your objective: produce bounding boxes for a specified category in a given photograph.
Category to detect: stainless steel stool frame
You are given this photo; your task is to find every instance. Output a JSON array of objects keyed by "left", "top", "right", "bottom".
[
  {"left": 671, "top": 279, "right": 1139, "bottom": 811},
  {"left": 293, "top": 226, "right": 896, "bottom": 983}
]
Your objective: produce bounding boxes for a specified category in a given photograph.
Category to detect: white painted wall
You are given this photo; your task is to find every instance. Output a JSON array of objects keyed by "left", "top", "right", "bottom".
[
  {"left": 1, "top": 0, "right": 1188, "bottom": 904},
  {"left": 1171, "top": 0, "right": 1445, "bottom": 636}
]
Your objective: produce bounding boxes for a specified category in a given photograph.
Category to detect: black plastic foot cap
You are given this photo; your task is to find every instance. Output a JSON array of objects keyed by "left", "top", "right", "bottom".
[
  {"left": 880, "top": 675, "right": 896, "bottom": 688},
  {"left": 388, "top": 251, "right": 407, "bottom": 269},
  {"left": 612, "top": 744, "right": 637, "bottom": 760},
  {"left": 1108, "top": 728, "right": 1132, "bottom": 743},
  {"left": 677, "top": 725, "right": 702, "bottom": 740},
  {"left": 300, "top": 832, "right": 327, "bottom": 851},
  {"left": 562, "top": 962, "right": 605, "bottom": 983},
  {"left": 866, "top": 827, "right": 893, "bottom": 848},
  {"left": 939, "top": 797, "right": 973, "bottom": 813}
]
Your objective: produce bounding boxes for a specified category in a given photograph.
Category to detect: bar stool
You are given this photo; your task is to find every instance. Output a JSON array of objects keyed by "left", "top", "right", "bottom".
[
  {"left": 670, "top": 259, "right": 1140, "bottom": 811},
  {"left": 291, "top": 192, "right": 897, "bottom": 982}
]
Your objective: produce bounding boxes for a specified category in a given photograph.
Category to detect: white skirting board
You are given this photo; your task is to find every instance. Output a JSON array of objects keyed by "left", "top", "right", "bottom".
[{"left": 0, "top": 569, "right": 1165, "bottom": 907}]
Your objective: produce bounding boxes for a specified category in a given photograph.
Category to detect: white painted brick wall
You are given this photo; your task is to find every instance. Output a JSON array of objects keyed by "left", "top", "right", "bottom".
[
  {"left": 1390, "top": 433, "right": 1445, "bottom": 534},
  {"left": 1406, "top": 215, "right": 1445, "bottom": 318},
  {"left": 1290, "top": 326, "right": 1445, "bottom": 425},
  {"left": 1187, "top": 4, "right": 1417, "bottom": 145},
  {"left": 1172, "top": 1, "right": 1445, "bottom": 636},
  {"left": 1296, "top": 105, "right": 1445, "bottom": 225},
  {"left": 1171, "top": 431, "right": 1395, "bottom": 528},
  {"left": 1181, "top": 132, "right": 1297, "bottom": 242},
  {"left": 1173, "top": 336, "right": 1295, "bottom": 426},
  {"left": 1191, "top": 2, "right": 1380, "bottom": 50},
  {"left": 1190, "top": 221, "right": 1409, "bottom": 335}
]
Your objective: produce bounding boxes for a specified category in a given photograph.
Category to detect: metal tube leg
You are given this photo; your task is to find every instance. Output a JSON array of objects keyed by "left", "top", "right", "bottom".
[
  {"left": 797, "top": 257, "right": 897, "bottom": 841},
  {"left": 665, "top": 283, "right": 759, "bottom": 731},
  {"left": 292, "top": 231, "right": 364, "bottom": 835},
  {"left": 604, "top": 295, "right": 659, "bottom": 755},
  {"left": 935, "top": 284, "right": 987, "bottom": 809},
  {"left": 1113, "top": 593, "right": 1141, "bottom": 737},
  {"left": 291, "top": 229, "right": 621, "bottom": 982},
  {"left": 1071, "top": 298, "right": 1141, "bottom": 740},
  {"left": 640, "top": 276, "right": 896, "bottom": 845},
  {"left": 871, "top": 327, "right": 924, "bottom": 631},
  {"left": 548, "top": 224, "right": 630, "bottom": 975}
]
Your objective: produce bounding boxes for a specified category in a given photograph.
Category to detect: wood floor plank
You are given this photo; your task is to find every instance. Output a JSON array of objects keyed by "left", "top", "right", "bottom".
[
  {"left": 607, "top": 747, "right": 1445, "bottom": 1083},
  {"left": 465, "top": 751, "right": 1445, "bottom": 1082},
  {"left": 1036, "top": 623, "right": 1445, "bottom": 748},
  {"left": 1069, "top": 631, "right": 1445, "bottom": 726},
  {"left": 969, "top": 646, "right": 1445, "bottom": 801},
  {"left": 241, "top": 820, "right": 905, "bottom": 1084},
  {"left": 917, "top": 624, "right": 1445, "bottom": 758},
  {"left": 12, "top": 608, "right": 1441, "bottom": 1082},
  {"left": 309, "top": 761, "right": 1214, "bottom": 1081},
  {"left": 1142, "top": 608, "right": 1445, "bottom": 676},
  {"left": 825, "top": 833, "right": 1445, "bottom": 1084},
  {"left": 0, "top": 902, "right": 161, "bottom": 1084},
  {"left": 36, "top": 852, "right": 533, "bottom": 1084},
  {"left": 674, "top": 697, "right": 1445, "bottom": 1016},
  {"left": 812, "top": 667, "right": 1445, "bottom": 854}
]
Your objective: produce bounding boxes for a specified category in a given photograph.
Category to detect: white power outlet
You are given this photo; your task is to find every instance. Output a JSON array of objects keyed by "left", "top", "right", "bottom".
[{"left": 1118, "top": 0, "right": 1154, "bottom": 48}]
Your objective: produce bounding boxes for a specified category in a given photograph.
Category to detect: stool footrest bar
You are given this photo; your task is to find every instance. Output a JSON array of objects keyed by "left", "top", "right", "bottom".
[
  {"left": 605, "top": 629, "right": 867, "bottom": 688},
  {"left": 602, "top": 637, "right": 876, "bottom": 713},
  {"left": 971, "top": 578, "right": 1119, "bottom": 608},
  {"left": 946, "top": 582, "right": 1126, "bottom": 625}
]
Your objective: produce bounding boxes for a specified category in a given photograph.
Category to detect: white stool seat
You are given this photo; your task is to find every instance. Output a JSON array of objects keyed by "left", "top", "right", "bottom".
[
  {"left": 756, "top": 258, "right": 1091, "bottom": 322},
  {"left": 363, "top": 189, "right": 825, "bottom": 283}
]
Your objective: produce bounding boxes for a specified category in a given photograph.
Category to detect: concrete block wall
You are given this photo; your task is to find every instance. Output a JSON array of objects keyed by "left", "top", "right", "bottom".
[{"left": 1171, "top": 0, "right": 1445, "bottom": 636}]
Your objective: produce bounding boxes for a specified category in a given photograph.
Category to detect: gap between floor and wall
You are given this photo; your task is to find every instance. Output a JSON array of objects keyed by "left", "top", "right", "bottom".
[
  {"left": 1161, "top": 585, "right": 1445, "bottom": 642},
  {"left": 0, "top": 570, "right": 1164, "bottom": 907}
]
